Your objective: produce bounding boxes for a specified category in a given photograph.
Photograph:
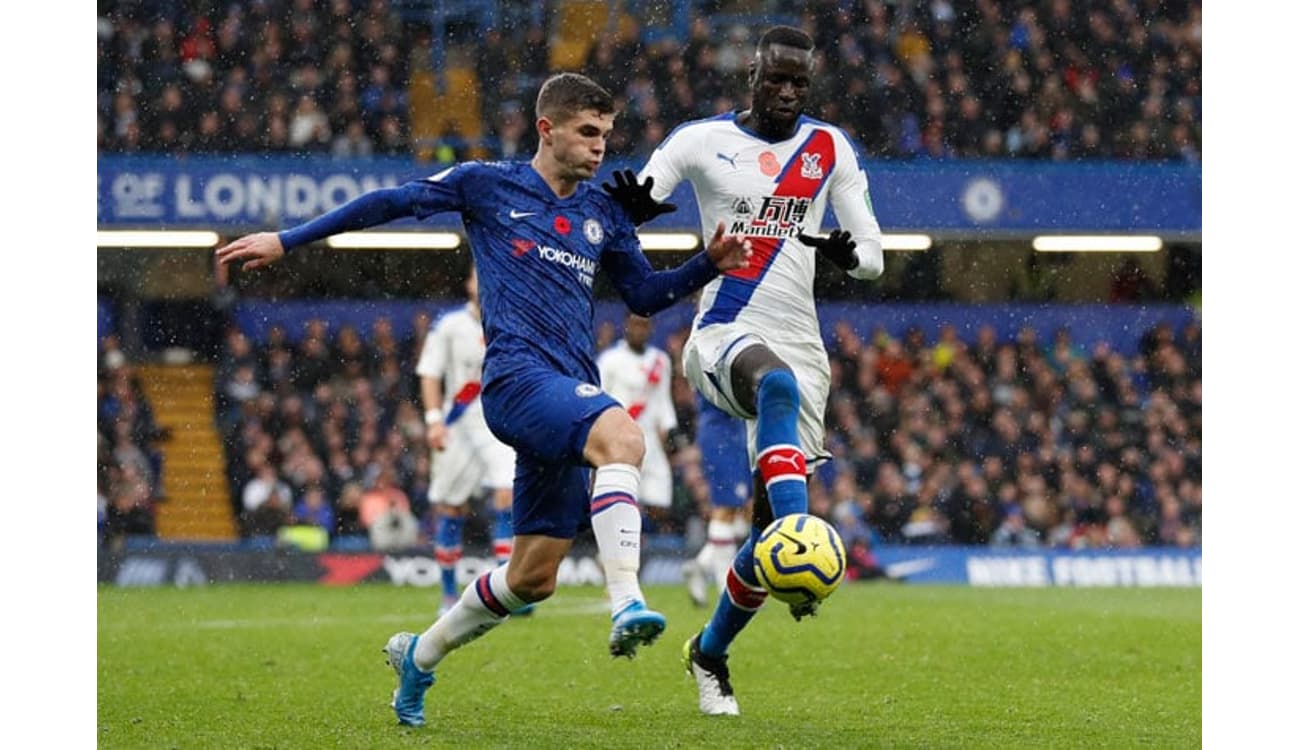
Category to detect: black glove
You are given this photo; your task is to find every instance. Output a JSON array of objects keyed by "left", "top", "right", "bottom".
[
  {"left": 601, "top": 169, "right": 678, "bottom": 226},
  {"left": 798, "top": 229, "right": 857, "bottom": 273}
]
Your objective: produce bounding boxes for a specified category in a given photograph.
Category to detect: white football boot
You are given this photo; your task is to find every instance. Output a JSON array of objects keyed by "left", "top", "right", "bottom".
[{"left": 683, "top": 633, "right": 740, "bottom": 716}]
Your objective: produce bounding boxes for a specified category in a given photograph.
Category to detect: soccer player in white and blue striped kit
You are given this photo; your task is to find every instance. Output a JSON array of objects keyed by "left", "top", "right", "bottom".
[
  {"left": 216, "top": 72, "right": 752, "bottom": 727},
  {"left": 609, "top": 27, "right": 885, "bottom": 716}
]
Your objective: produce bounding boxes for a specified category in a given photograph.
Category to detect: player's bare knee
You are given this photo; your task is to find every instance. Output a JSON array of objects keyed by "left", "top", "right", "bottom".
[
  {"left": 607, "top": 421, "right": 645, "bottom": 466},
  {"left": 730, "top": 345, "right": 793, "bottom": 412},
  {"left": 585, "top": 409, "right": 645, "bottom": 466}
]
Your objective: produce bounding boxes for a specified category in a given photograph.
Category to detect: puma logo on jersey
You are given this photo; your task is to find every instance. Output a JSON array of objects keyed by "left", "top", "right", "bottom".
[{"left": 716, "top": 151, "right": 739, "bottom": 168}]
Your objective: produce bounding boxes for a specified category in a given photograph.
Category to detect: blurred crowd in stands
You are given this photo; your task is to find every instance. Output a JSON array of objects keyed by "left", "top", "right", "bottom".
[
  {"left": 98, "top": 0, "right": 1200, "bottom": 162},
  {"left": 98, "top": 0, "right": 418, "bottom": 156},
  {"left": 97, "top": 336, "right": 168, "bottom": 545},
  {"left": 175, "top": 311, "right": 1199, "bottom": 552}
]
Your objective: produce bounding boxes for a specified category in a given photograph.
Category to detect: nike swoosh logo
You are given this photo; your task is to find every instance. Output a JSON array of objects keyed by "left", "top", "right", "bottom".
[
  {"left": 776, "top": 530, "right": 807, "bottom": 555},
  {"left": 509, "top": 209, "right": 537, "bottom": 219}
]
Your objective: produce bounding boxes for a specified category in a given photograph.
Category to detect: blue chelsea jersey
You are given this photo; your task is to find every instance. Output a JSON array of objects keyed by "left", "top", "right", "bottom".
[{"left": 407, "top": 161, "right": 640, "bottom": 388}]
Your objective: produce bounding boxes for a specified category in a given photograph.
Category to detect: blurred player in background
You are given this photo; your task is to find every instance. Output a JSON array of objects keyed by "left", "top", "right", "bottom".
[
  {"left": 416, "top": 264, "right": 528, "bottom": 617},
  {"left": 605, "top": 26, "right": 884, "bottom": 716},
  {"left": 596, "top": 312, "right": 677, "bottom": 531},
  {"left": 680, "top": 397, "right": 752, "bottom": 608},
  {"left": 217, "top": 72, "right": 752, "bottom": 727}
]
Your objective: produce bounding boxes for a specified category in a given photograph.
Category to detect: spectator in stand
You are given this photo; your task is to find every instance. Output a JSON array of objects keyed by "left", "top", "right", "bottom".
[
  {"left": 104, "top": 463, "right": 156, "bottom": 546},
  {"left": 360, "top": 63, "right": 406, "bottom": 132},
  {"left": 359, "top": 466, "right": 412, "bottom": 532},
  {"left": 334, "top": 481, "right": 368, "bottom": 540},
  {"left": 990, "top": 505, "right": 1040, "bottom": 548},
  {"left": 332, "top": 119, "right": 375, "bottom": 157},
  {"left": 374, "top": 114, "right": 409, "bottom": 156},
  {"left": 361, "top": 466, "right": 419, "bottom": 551},
  {"left": 241, "top": 463, "right": 293, "bottom": 535},
  {"left": 288, "top": 94, "right": 332, "bottom": 150},
  {"left": 293, "top": 484, "right": 336, "bottom": 535}
]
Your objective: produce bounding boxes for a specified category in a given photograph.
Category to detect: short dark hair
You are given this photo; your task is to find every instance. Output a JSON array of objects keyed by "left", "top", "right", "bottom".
[
  {"left": 535, "top": 73, "right": 615, "bottom": 124},
  {"left": 757, "top": 25, "right": 814, "bottom": 53}
]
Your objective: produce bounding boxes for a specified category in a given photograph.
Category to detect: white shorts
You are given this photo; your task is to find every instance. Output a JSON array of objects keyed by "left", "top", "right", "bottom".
[
  {"left": 429, "top": 424, "right": 516, "bottom": 506},
  {"left": 682, "top": 322, "right": 832, "bottom": 471},
  {"left": 638, "top": 452, "right": 673, "bottom": 509}
]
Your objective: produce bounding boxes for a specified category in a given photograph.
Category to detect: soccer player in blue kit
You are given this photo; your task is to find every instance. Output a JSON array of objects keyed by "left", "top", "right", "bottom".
[
  {"left": 216, "top": 72, "right": 751, "bottom": 727},
  {"left": 681, "top": 397, "right": 753, "bottom": 608}
]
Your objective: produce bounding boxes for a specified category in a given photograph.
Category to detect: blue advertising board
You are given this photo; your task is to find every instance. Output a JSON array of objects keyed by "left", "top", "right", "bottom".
[
  {"left": 97, "top": 542, "right": 1201, "bottom": 588},
  {"left": 872, "top": 546, "right": 1201, "bottom": 587},
  {"left": 97, "top": 156, "right": 1201, "bottom": 237}
]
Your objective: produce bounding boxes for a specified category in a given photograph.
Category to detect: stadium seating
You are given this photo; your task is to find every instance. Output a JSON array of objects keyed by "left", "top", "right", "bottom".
[
  {"left": 182, "top": 306, "right": 1201, "bottom": 552},
  {"left": 97, "top": 0, "right": 1201, "bottom": 161}
]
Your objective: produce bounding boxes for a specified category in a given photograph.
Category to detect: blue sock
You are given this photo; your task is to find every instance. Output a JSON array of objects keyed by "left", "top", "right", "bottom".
[
  {"left": 492, "top": 508, "right": 513, "bottom": 564},
  {"left": 754, "top": 369, "right": 808, "bottom": 519},
  {"left": 435, "top": 513, "right": 465, "bottom": 598},
  {"left": 699, "top": 533, "right": 769, "bottom": 658}
]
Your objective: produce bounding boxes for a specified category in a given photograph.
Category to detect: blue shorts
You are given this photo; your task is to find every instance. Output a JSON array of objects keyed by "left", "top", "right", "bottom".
[
  {"left": 483, "top": 369, "right": 621, "bottom": 539},
  {"left": 695, "top": 396, "right": 753, "bottom": 509}
]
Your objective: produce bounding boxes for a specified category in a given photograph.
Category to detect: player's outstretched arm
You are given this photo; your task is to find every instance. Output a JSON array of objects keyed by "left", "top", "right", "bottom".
[
  {"left": 603, "top": 222, "right": 751, "bottom": 317},
  {"left": 215, "top": 232, "right": 285, "bottom": 271},
  {"left": 820, "top": 145, "right": 885, "bottom": 280},
  {"left": 216, "top": 185, "right": 422, "bottom": 270}
]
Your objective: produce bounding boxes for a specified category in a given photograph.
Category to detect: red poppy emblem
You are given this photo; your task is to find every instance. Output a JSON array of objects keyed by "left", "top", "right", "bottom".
[{"left": 554, "top": 215, "right": 571, "bottom": 234}]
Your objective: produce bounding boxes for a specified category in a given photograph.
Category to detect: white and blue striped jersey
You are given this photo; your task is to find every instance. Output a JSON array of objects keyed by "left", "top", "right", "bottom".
[{"left": 640, "top": 112, "right": 884, "bottom": 344}]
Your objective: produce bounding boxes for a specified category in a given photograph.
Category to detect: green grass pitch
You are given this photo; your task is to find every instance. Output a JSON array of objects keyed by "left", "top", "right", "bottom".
[{"left": 98, "top": 583, "right": 1200, "bottom": 748}]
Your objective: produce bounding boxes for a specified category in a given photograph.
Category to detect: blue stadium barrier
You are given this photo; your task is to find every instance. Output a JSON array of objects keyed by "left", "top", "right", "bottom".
[
  {"left": 232, "top": 300, "right": 1197, "bottom": 358},
  {"left": 97, "top": 542, "right": 1201, "bottom": 588}
]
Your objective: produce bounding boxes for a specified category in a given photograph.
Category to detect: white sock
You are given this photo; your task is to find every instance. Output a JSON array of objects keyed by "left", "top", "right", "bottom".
[
  {"left": 413, "top": 564, "right": 524, "bottom": 672},
  {"left": 693, "top": 537, "right": 714, "bottom": 571},
  {"left": 707, "top": 519, "right": 739, "bottom": 589},
  {"left": 589, "top": 463, "right": 644, "bottom": 614}
]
